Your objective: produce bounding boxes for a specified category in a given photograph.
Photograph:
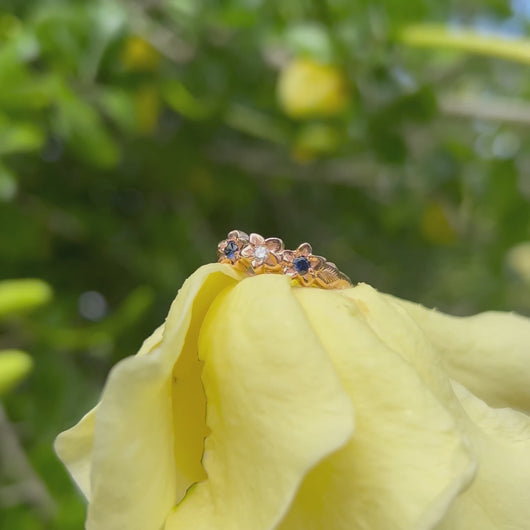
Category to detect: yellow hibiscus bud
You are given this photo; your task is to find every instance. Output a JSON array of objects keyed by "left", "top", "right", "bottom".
[
  {"left": 134, "top": 85, "right": 161, "bottom": 135},
  {"left": 0, "top": 349, "right": 33, "bottom": 395},
  {"left": 121, "top": 35, "right": 160, "bottom": 72},
  {"left": 277, "top": 58, "right": 349, "bottom": 118},
  {"left": 55, "top": 264, "right": 530, "bottom": 530},
  {"left": 0, "top": 278, "right": 52, "bottom": 318}
]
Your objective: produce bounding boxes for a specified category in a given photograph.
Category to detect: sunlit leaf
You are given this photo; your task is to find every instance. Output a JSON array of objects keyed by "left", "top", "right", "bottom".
[
  {"left": 0, "top": 279, "right": 53, "bottom": 318},
  {"left": 0, "top": 116, "right": 45, "bottom": 155},
  {"left": 398, "top": 24, "right": 530, "bottom": 65},
  {"left": 0, "top": 163, "right": 17, "bottom": 201},
  {"left": 0, "top": 349, "right": 33, "bottom": 395}
]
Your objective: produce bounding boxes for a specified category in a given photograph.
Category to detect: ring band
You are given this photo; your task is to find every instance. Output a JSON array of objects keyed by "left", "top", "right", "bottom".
[{"left": 217, "top": 230, "right": 353, "bottom": 289}]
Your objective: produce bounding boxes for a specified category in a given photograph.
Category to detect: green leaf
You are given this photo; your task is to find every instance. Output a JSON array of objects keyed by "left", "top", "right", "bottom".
[
  {"left": 295, "top": 123, "right": 342, "bottom": 156},
  {"left": 225, "top": 104, "right": 289, "bottom": 143},
  {"left": 283, "top": 23, "right": 334, "bottom": 63},
  {"left": 97, "top": 88, "right": 137, "bottom": 132},
  {"left": 54, "top": 89, "right": 120, "bottom": 168},
  {"left": 163, "top": 80, "right": 216, "bottom": 120},
  {"left": 104, "top": 286, "right": 155, "bottom": 334},
  {"left": 0, "top": 163, "right": 17, "bottom": 201},
  {"left": 0, "top": 116, "right": 45, "bottom": 155},
  {"left": 0, "top": 43, "right": 52, "bottom": 111}
]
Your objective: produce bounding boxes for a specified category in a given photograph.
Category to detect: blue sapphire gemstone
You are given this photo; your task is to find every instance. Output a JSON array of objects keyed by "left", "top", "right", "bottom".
[
  {"left": 224, "top": 240, "right": 238, "bottom": 259},
  {"left": 293, "top": 256, "right": 310, "bottom": 274}
]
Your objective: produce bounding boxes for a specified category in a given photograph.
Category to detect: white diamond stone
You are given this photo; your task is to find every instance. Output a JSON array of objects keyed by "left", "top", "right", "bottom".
[{"left": 254, "top": 246, "right": 269, "bottom": 260}]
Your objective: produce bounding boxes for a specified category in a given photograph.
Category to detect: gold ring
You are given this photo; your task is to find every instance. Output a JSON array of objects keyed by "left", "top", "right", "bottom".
[{"left": 217, "top": 230, "right": 353, "bottom": 289}]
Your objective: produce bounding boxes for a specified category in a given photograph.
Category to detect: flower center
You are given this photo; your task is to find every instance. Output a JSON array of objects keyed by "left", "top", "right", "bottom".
[
  {"left": 293, "top": 256, "right": 310, "bottom": 274},
  {"left": 224, "top": 240, "right": 238, "bottom": 260}
]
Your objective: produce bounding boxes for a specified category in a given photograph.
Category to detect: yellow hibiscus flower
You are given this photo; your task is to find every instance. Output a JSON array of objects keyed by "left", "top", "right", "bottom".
[
  {"left": 277, "top": 58, "right": 349, "bottom": 118},
  {"left": 55, "top": 263, "right": 530, "bottom": 530}
]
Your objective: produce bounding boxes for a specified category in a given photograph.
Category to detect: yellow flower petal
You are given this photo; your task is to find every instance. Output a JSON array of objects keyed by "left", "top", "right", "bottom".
[
  {"left": 85, "top": 345, "right": 176, "bottom": 530},
  {"left": 275, "top": 287, "right": 474, "bottom": 530},
  {"left": 389, "top": 296, "right": 530, "bottom": 412},
  {"left": 343, "top": 284, "right": 465, "bottom": 419},
  {"left": 56, "top": 264, "right": 244, "bottom": 530},
  {"left": 165, "top": 274, "right": 354, "bottom": 530},
  {"left": 341, "top": 285, "right": 530, "bottom": 529},
  {"left": 436, "top": 381, "right": 530, "bottom": 530},
  {"left": 54, "top": 407, "right": 96, "bottom": 499},
  {"left": 54, "top": 323, "right": 165, "bottom": 500}
]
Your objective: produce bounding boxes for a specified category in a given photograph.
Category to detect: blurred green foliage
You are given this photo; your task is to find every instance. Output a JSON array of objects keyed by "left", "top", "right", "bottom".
[{"left": 1, "top": 0, "right": 530, "bottom": 527}]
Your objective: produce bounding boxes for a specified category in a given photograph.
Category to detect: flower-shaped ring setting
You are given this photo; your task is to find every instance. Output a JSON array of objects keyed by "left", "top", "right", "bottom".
[
  {"left": 217, "top": 230, "right": 251, "bottom": 272},
  {"left": 217, "top": 230, "right": 353, "bottom": 289},
  {"left": 240, "top": 233, "right": 285, "bottom": 274},
  {"left": 282, "top": 242, "right": 327, "bottom": 287}
]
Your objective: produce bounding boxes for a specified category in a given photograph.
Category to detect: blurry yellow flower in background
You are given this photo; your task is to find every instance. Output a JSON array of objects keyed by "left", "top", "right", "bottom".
[
  {"left": 134, "top": 85, "right": 161, "bottom": 135},
  {"left": 56, "top": 264, "right": 530, "bottom": 530},
  {"left": 277, "top": 58, "right": 349, "bottom": 118},
  {"left": 120, "top": 35, "right": 163, "bottom": 135},
  {"left": 507, "top": 241, "right": 530, "bottom": 285},
  {"left": 121, "top": 35, "right": 160, "bottom": 72},
  {"left": 420, "top": 201, "right": 457, "bottom": 246}
]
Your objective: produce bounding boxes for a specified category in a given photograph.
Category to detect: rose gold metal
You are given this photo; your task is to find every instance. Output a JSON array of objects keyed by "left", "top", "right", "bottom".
[
  {"left": 249, "top": 233, "right": 265, "bottom": 246},
  {"left": 217, "top": 230, "right": 353, "bottom": 289},
  {"left": 297, "top": 242, "right": 312, "bottom": 256},
  {"left": 313, "top": 264, "right": 353, "bottom": 289}
]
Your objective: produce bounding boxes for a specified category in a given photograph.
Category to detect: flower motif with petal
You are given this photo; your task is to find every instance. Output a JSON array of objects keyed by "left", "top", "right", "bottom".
[
  {"left": 217, "top": 230, "right": 250, "bottom": 267},
  {"left": 240, "top": 233, "right": 284, "bottom": 274},
  {"left": 282, "top": 242, "right": 325, "bottom": 286}
]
